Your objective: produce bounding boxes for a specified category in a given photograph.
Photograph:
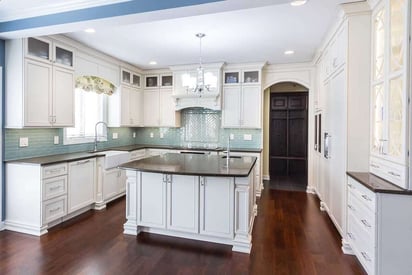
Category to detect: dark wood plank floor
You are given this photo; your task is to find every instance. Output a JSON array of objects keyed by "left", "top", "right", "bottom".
[{"left": 0, "top": 183, "right": 365, "bottom": 275}]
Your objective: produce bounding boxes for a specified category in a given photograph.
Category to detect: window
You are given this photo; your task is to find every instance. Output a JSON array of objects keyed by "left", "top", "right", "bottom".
[{"left": 64, "top": 76, "right": 115, "bottom": 145}]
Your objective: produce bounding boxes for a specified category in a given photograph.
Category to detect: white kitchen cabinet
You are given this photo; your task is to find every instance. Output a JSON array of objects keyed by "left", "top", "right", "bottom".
[
  {"left": 229, "top": 151, "right": 262, "bottom": 197},
  {"left": 137, "top": 172, "right": 167, "bottom": 228},
  {"left": 103, "top": 168, "right": 126, "bottom": 201},
  {"left": 108, "top": 84, "right": 143, "bottom": 127},
  {"left": 143, "top": 88, "right": 181, "bottom": 127},
  {"left": 346, "top": 175, "right": 412, "bottom": 275},
  {"left": 68, "top": 159, "right": 96, "bottom": 214},
  {"left": 5, "top": 37, "right": 75, "bottom": 128},
  {"left": 314, "top": 2, "right": 371, "bottom": 244},
  {"left": 121, "top": 68, "right": 141, "bottom": 88},
  {"left": 369, "top": 0, "right": 409, "bottom": 189},
  {"left": 167, "top": 175, "right": 199, "bottom": 233},
  {"left": 200, "top": 176, "right": 234, "bottom": 238},
  {"left": 222, "top": 66, "right": 263, "bottom": 129},
  {"left": 5, "top": 158, "right": 96, "bottom": 236}
]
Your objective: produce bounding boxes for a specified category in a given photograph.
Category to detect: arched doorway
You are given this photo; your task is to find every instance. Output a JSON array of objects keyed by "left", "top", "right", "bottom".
[{"left": 268, "top": 82, "right": 308, "bottom": 191}]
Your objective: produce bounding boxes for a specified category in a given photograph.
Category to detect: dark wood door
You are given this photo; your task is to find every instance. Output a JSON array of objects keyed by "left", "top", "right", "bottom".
[{"left": 269, "top": 93, "right": 308, "bottom": 185}]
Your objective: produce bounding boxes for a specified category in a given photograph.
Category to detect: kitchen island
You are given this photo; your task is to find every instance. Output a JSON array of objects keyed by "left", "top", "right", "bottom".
[{"left": 119, "top": 153, "right": 257, "bottom": 253}]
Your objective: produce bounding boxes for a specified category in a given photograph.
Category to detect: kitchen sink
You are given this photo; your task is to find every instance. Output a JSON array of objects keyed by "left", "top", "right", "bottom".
[{"left": 100, "top": 150, "right": 130, "bottom": 169}]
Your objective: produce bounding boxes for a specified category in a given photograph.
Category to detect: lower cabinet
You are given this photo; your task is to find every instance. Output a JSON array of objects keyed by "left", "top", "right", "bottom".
[
  {"left": 5, "top": 158, "right": 97, "bottom": 236},
  {"left": 199, "top": 176, "right": 234, "bottom": 238},
  {"left": 103, "top": 168, "right": 126, "bottom": 201},
  {"left": 68, "top": 159, "right": 96, "bottom": 214},
  {"left": 346, "top": 176, "right": 412, "bottom": 275}
]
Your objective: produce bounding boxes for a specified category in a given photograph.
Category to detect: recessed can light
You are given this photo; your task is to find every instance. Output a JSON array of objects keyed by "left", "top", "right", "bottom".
[
  {"left": 284, "top": 50, "right": 295, "bottom": 55},
  {"left": 84, "top": 28, "right": 96, "bottom": 33},
  {"left": 290, "top": 0, "right": 307, "bottom": 6},
  {"left": 149, "top": 61, "right": 157, "bottom": 65}
]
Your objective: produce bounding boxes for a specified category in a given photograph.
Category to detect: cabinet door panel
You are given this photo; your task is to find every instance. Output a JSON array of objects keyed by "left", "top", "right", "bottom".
[
  {"left": 138, "top": 172, "right": 166, "bottom": 228},
  {"left": 120, "top": 86, "right": 131, "bottom": 125},
  {"left": 241, "top": 85, "right": 261, "bottom": 128},
  {"left": 167, "top": 175, "right": 199, "bottom": 233},
  {"left": 103, "top": 169, "right": 120, "bottom": 200},
  {"left": 24, "top": 59, "right": 52, "bottom": 126},
  {"left": 68, "top": 159, "right": 95, "bottom": 213},
  {"left": 200, "top": 177, "right": 234, "bottom": 238},
  {"left": 129, "top": 88, "right": 143, "bottom": 126},
  {"left": 143, "top": 89, "right": 160, "bottom": 126},
  {"left": 53, "top": 66, "right": 74, "bottom": 126},
  {"left": 159, "top": 89, "right": 178, "bottom": 127},
  {"left": 222, "top": 86, "right": 241, "bottom": 127}
]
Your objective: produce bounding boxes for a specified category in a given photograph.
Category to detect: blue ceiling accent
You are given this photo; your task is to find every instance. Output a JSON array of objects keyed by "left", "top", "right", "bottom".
[{"left": 0, "top": 0, "right": 223, "bottom": 33}]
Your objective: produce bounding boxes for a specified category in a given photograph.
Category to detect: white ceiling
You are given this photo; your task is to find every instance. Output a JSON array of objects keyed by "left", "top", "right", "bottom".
[{"left": 0, "top": 0, "right": 366, "bottom": 69}]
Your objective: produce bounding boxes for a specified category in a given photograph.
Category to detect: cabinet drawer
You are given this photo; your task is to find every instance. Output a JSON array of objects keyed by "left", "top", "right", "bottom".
[
  {"left": 347, "top": 177, "right": 376, "bottom": 212},
  {"left": 43, "top": 175, "right": 67, "bottom": 200},
  {"left": 42, "top": 195, "right": 67, "bottom": 224},
  {"left": 348, "top": 212, "right": 375, "bottom": 274},
  {"left": 370, "top": 157, "right": 407, "bottom": 189},
  {"left": 348, "top": 192, "right": 376, "bottom": 241},
  {"left": 42, "top": 163, "right": 68, "bottom": 179}
]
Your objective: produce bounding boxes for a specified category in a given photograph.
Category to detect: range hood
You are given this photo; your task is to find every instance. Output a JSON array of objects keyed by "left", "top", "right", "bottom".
[{"left": 173, "top": 93, "right": 221, "bottom": 110}]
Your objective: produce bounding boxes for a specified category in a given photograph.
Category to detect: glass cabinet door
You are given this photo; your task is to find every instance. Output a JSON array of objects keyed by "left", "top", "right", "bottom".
[
  {"left": 132, "top": 74, "right": 141, "bottom": 87},
  {"left": 390, "top": 0, "right": 405, "bottom": 73},
  {"left": 224, "top": 72, "right": 239, "bottom": 84},
  {"left": 371, "top": 84, "right": 385, "bottom": 155},
  {"left": 243, "top": 71, "right": 259, "bottom": 84},
  {"left": 55, "top": 45, "right": 74, "bottom": 68},
  {"left": 373, "top": 8, "right": 385, "bottom": 81},
  {"left": 388, "top": 77, "right": 404, "bottom": 158},
  {"left": 161, "top": 75, "right": 173, "bottom": 87},
  {"left": 146, "top": 76, "right": 158, "bottom": 88},
  {"left": 122, "top": 70, "right": 131, "bottom": 84},
  {"left": 27, "top": 37, "right": 51, "bottom": 61}
]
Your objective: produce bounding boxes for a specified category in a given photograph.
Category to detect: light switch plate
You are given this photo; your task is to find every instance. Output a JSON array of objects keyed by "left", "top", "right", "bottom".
[
  {"left": 243, "top": 134, "right": 252, "bottom": 141},
  {"left": 54, "top": 136, "right": 59, "bottom": 145},
  {"left": 133, "top": 132, "right": 136, "bottom": 138},
  {"left": 230, "top": 134, "right": 235, "bottom": 140},
  {"left": 150, "top": 132, "right": 154, "bottom": 138},
  {"left": 160, "top": 133, "right": 164, "bottom": 139},
  {"left": 112, "top": 132, "right": 118, "bottom": 139},
  {"left": 19, "top": 137, "right": 29, "bottom": 147}
]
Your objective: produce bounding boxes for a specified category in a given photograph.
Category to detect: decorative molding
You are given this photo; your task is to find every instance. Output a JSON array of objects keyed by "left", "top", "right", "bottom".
[
  {"left": 0, "top": 0, "right": 131, "bottom": 22},
  {"left": 262, "top": 175, "right": 270, "bottom": 181},
  {"left": 4, "top": 221, "right": 48, "bottom": 236},
  {"left": 306, "top": 186, "right": 316, "bottom": 194},
  {"left": 341, "top": 238, "right": 355, "bottom": 255}
]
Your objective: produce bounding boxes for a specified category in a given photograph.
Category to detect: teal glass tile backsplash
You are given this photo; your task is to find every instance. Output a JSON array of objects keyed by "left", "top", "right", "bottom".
[
  {"left": 5, "top": 127, "right": 136, "bottom": 161},
  {"left": 5, "top": 109, "right": 262, "bottom": 160}
]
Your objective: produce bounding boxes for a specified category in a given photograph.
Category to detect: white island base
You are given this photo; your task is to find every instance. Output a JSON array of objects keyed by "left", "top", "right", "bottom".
[{"left": 123, "top": 170, "right": 257, "bottom": 253}]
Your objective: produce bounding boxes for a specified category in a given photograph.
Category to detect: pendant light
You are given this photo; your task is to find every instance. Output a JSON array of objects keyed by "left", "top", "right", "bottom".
[{"left": 193, "top": 33, "right": 210, "bottom": 96}]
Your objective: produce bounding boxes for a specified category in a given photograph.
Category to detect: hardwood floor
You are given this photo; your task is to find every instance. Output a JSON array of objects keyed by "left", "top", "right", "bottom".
[{"left": 0, "top": 184, "right": 365, "bottom": 275}]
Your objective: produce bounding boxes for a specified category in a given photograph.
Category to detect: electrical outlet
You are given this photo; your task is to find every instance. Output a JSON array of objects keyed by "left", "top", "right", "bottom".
[
  {"left": 19, "top": 137, "right": 29, "bottom": 147},
  {"left": 160, "top": 133, "right": 164, "bottom": 139},
  {"left": 54, "top": 136, "right": 59, "bottom": 145},
  {"left": 133, "top": 132, "right": 136, "bottom": 138},
  {"left": 112, "top": 132, "right": 118, "bottom": 139},
  {"left": 150, "top": 132, "right": 154, "bottom": 138},
  {"left": 243, "top": 134, "right": 252, "bottom": 141},
  {"left": 230, "top": 134, "right": 235, "bottom": 140}
]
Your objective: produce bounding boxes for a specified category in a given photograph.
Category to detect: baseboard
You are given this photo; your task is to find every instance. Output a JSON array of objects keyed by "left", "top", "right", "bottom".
[
  {"left": 341, "top": 238, "right": 354, "bottom": 255},
  {"left": 0, "top": 221, "right": 5, "bottom": 231},
  {"left": 262, "top": 175, "right": 270, "bottom": 181},
  {"left": 306, "top": 186, "right": 316, "bottom": 194},
  {"left": 4, "top": 220, "right": 47, "bottom": 236}
]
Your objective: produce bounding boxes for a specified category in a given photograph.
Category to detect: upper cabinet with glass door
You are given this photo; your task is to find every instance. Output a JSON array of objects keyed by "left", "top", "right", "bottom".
[
  {"left": 370, "top": 0, "right": 410, "bottom": 188},
  {"left": 25, "top": 37, "right": 75, "bottom": 70},
  {"left": 121, "top": 68, "right": 141, "bottom": 88}
]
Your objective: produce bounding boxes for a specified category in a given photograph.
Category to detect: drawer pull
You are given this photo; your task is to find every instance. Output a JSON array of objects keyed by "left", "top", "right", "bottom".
[
  {"left": 361, "top": 194, "right": 372, "bottom": 202},
  {"left": 361, "top": 252, "right": 372, "bottom": 262},
  {"left": 348, "top": 183, "right": 354, "bottom": 188},
  {"left": 348, "top": 204, "right": 355, "bottom": 211},
  {"left": 388, "top": 171, "right": 401, "bottom": 177},
  {"left": 47, "top": 168, "right": 65, "bottom": 174},
  {"left": 49, "top": 207, "right": 61, "bottom": 213},
  {"left": 371, "top": 164, "right": 380, "bottom": 168},
  {"left": 49, "top": 186, "right": 62, "bottom": 191},
  {"left": 77, "top": 160, "right": 90, "bottom": 165},
  {"left": 361, "top": 219, "right": 372, "bottom": 228},
  {"left": 347, "top": 232, "right": 355, "bottom": 240}
]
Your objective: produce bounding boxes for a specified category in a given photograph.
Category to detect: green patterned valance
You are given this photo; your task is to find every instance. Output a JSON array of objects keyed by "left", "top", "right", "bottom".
[{"left": 75, "top": 76, "right": 115, "bottom": 95}]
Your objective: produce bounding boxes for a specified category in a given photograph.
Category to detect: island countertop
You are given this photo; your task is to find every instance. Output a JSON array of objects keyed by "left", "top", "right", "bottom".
[{"left": 119, "top": 153, "right": 256, "bottom": 177}]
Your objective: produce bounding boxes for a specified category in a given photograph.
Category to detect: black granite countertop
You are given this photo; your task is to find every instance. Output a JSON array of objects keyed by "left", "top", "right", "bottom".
[
  {"left": 5, "top": 145, "right": 262, "bottom": 165},
  {"left": 6, "top": 152, "right": 105, "bottom": 165},
  {"left": 119, "top": 153, "right": 256, "bottom": 177},
  {"left": 347, "top": 172, "right": 412, "bottom": 195}
]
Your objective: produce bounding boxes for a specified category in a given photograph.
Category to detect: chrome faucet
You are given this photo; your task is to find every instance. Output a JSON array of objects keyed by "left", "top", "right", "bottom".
[{"left": 94, "top": 121, "right": 108, "bottom": 152}]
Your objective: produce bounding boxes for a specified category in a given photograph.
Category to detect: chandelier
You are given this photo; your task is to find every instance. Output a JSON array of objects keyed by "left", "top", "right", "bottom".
[{"left": 193, "top": 33, "right": 210, "bottom": 96}]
